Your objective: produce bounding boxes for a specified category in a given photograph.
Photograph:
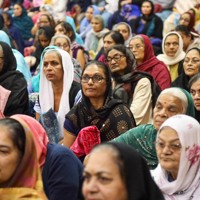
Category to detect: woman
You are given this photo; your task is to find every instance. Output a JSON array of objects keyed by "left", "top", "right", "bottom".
[
  {"left": 0, "top": 41, "right": 29, "bottom": 117},
  {"left": 152, "top": 114, "right": 200, "bottom": 199},
  {"left": 106, "top": 44, "right": 161, "bottom": 125},
  {"left": 50, "top": 34, "right": 82, "bottom": 83},
  {"left": 0, "top": 118, "right": 46, "bottom": 199},
  {"left": 64, "top": 61, "right": 136, "bottom": 147},
  {"left": 34, "top": 46, "right": 80, "bottom": 143},
  {"left": 12, "top": 3, "right": 34, "bottom": 45},
  {"left": 11, "top": 114, "right": 83, "bottom": 200},
  {"left": 55, "top": 21, "right": 88, "bottom": 69},
  {"left": 113, "top": 87, "right": 195, "bottom": 169},
  {"left": 84, "top": 15, "right": 109, "bottom": 56},
  {"left": 112, "top": 22, "right": 133, "bottom": 46},
  {"left": 171, "top": 47, "right": 200, "bottom": 91},
  {"left": 82, "top": 142, "right": 164, "bottom": 200},
  {"left": 189, "top": 73, "right": 200, "bottom": 122},
  {"left": 130, "top": 0, "right": 163, "bottom": 47},
  {"left": 129, "top": 34, "right": 171, "bottom": 90},
  {"left": 157, "top": 31, "right": 186, "bottom": 82}
]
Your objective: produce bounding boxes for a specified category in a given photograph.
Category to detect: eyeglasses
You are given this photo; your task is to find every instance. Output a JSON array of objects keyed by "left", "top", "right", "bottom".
[
  {"left": 184, "top": 58, "right": 200, "bottom": 64},
  {"left": 55, "top": 43, "right": 69, "bottom": 49},
  {"left": 155, "top": 141, "right": 182, "bottom": 151},
  {"left": 128, "top": 44, "right": 144, "bottom": 51},
  {"left": 81, "top": 75, "right": 105, "bottom": 83},
  {"left": 180, "top": 17, "right": 190, "bottom": 22},
  {"left": 164, "top": 42, "right": 179, "bottom": 47},
  {"left": 106, "top": 54, "right": 125, "bottom": 63}
]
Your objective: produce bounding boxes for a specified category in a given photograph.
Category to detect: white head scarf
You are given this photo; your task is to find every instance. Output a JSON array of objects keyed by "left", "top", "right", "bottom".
[
  {"left": 157, "top": 31, "right": 186, "bottom": 66},
  {"left": 152, "top": 114, "right": 200, "bottom": 200},
  {"left": 39, "top": 47, "right": 74, "bottom": 139}
]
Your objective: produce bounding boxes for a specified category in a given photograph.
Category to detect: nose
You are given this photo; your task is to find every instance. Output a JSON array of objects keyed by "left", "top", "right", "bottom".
[
  {"left": 162, "top": 145, "right": 172, "bottom": 154},
  {"left": 84, "top": 177, "right": 99, "bottom": 193}
]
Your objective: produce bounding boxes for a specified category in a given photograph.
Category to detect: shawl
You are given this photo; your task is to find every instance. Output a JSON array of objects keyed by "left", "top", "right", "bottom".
[
  {"left": 106, "top": 143, "right": 164, "bottom": 200},
  {"left": 39, "top": 46, "right": 74, "bottom": 140},
  {"left": 157, "top": 32, "right": 186, "bottom": 66},
  {"left": 112, "top": 88, "right": 195, "bottom": 169},
  {"left": 12, "top": 114, "right": 49, "bottom": 167},
  {"left": 0, "top": 117, "right": 47, "bottom": 199},
  {"left": 13, "top": 4, "right": 34, "bottom": 40},
  {"left": 152, "top": 114, "right": 200, "bottom": 200},
  {"left": 135, "top": 34, "right": 171, "bottom": 90},
  {"left": 0, "top": 41, "right": 29, "bottom": 116},
  {"left": 171, "top": 73, "right": 190, "bottom": 91}
]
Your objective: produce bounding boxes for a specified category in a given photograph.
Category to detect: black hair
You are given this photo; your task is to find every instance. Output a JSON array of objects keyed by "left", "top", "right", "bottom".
[
  {"left": 189, "top": 73, "right": 200, "bottom": 90},
  {"left": 175, "top": 25, "right": 192, "bottom": 36},
  {"left": 103, "top": 30, "right": 125, "bottom": 45}
]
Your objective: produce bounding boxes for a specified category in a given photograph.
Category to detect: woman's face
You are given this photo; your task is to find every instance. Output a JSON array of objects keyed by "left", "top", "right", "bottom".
[
  {"left": 141, "top": 1, "right": 152, "bottom": 15},
  {"left": 38, "top": 34, "right": 50, "bottom": 48},
  {"left": 38, "top": 15, "right": 51, "bottom": 28},
  {"left": 13, "top": 4, "right": 23, "bottom": 17},
  {"left": 81, "top": 64, "right": 107, "bottom": 99},
  {"left": 103, "top": 34, "right": 116, "bottom": 51},
  {"left": 0, "top": 127, "right": 21, "bottom": 185},
  {"left": 55, "top": 24, "right": 66, "bottom": 35},
  {"left": 129, "top": 38, "right": 145, "bottom": 64},
  {"left": 54, "top": 37, "right": 70, "bottom": 53},
  {"left": 85, "top": 7, "right": 94, "bottom": 21},
  {"left": 106, "top": 49, "right": 127, "bottom": 75},
  {"left": 183, "top": 49, "right": 200, "bottom": 77},
  {"left": 91, "top": 18, "right": 103, "bottom": 32},
  {"left": 156, "top": 127, "right": 181, "bottom": 179},
  {"left": 190, "top": 79, "right": 200, "bottom": 111},
  {"left": 116, "top": 24, "right": 130, "bottom": 41},
  {"left": 179, "top": 13, "right": 191, "bottom": 27},
  {"left": 164, "top": 34, "right": 179, "bottom": 57},
  {"left": 43, "top": 51, "right": 64, "bottom": 83},
  {"left": 82, "top": 149, "right": 128, "bottom": 200}
]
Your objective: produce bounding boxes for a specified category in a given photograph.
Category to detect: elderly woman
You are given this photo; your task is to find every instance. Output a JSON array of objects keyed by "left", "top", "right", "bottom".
[
  {"left": 106, "top": 44, "right": 161, "bottom": 125},
  {"left": 11, "top": 114, "right": 83, "bottom": 200},
  {"left": 0, "top": 41, "right": 29, "bottom": 117},
  {"left": 64, "top": 60, "right": 136, "bottom": 148},
  {"left": 157, "top": 31, "right": 186, "bottom": 82},
  {"left": 152, "top": 114, "right": 200, "bottom": 199},
  {"left": 0, "top": 118, "right": 46, "bottom": 199},
  {"left": 129, "top": 34, "right": 171, "bottom": 90},
  {"left": 189, "top": 73, "right": 200, "bottom": 122},
  {"left": 113, "top": 87, "right": 195, "bottom": 169},
  {"left": 34, "top": 46, "right": 80, "bottom": 143},
  {"left": 83, "top": 143, "right": 164, "bottom": 200},
  {"left": 171, "top": 47, "right": 200, "bottom": 91}
]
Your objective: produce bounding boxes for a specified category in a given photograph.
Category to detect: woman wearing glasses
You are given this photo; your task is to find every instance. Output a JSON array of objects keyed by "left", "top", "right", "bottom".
[
  {"left": 106, "top": 44, "right": 161, "bottom": 125},
  {"left": 152, "top": 114, "right": 200, "bottom": 199},
  {"left": 171, "top": 47, "right": 200, "bottom": 91},
  {"left": 63, "top": 60, "right": 136, "bottom": 148}
]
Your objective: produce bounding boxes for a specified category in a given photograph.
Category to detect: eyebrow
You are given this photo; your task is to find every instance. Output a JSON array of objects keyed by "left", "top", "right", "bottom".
[{"left": 157, "top": 136, "right": 180, "bottom": 142}]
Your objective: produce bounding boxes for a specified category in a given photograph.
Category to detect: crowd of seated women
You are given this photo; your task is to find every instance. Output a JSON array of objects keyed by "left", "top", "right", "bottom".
[{"left": 0, "top": 0, "right": 200, "bottom": 199}]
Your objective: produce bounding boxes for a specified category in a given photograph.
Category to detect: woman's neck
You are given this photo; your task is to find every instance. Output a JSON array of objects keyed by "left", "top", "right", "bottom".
[
  {"left": 52, "top": 81, "right": 63, "bottom": 95},
  {"left": 89, "top": 97, "right": 105, "bottom": 110}
]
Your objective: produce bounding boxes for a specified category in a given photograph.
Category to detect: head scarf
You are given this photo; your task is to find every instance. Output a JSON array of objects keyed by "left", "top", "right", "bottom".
[
  {"left": 93, "top": 143, "right": 164, "bottom": 200},
  {"left": 157, "top": 31, "right": 186, "bottom": 66},
  {"left": 180, "top": 11, "right": 195, "bottom": 32},
  {"left": 0, "top": 116, "right": 47, "bottom": 199},
  {"left": 153, "top": 114, "right": 200, "bottom": 200},
  {"left": 39, "top": 46, "right": 74, "bottom": 140},
  {"left": 11, "top": 114, "right": 49, "bottom": 167}
]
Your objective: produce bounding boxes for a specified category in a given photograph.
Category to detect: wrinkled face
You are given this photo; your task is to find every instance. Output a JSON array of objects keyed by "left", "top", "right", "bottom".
[
  {"left": 190, "top": 79, "right": 200, "bottom": 111},
  {"left": 54, "top": 37, "right": 70, "bottom": 53},
  {"left": 141, "top": 1, "right": 152, "bottom": 15},
  {"left": 0, "top": 46, "right": 4, "bottom": 73},
  {"left": 103, "top": 34, "right": 116, "bottom": 52},
  {"left": 153, "top": 94, "right": 184, "bottom": 130},
  {"left": 176, "top": 31, "right": 191, "bottom": 51},
  {"left": 38, "top": 34, "right": 50, "bottom": 48},
  {"left": 13, "top": 4, "right": 23, "bottom": 17},
  {"left": 85, "top": 7, "right": 94, "bottom": 21},
  {"left": 0, "top": 127, "right": 21, "bottom": 185},
  {"left": 128, "top": 38, "right": 145, "bottom": 64},
  {"left": 183, "top": 49, "right": 200, "bottom": 77},
  {"left": 164, "top": 34, "right": 179, "bottom": 57},
  {"left": 38, "top": 15, "right": 51, "bottom": 27},
  {"left": 116, "top": 24, "right": 130, "bottom": 41},
  {"left": 106, "top": 49, "right": 127, "bottom": 75},
  {"left": 81, "top": 64, "right": 107, "bottom": 99},
  {"left": 179, "top": 13, "right": 191, "bottom": 27},
  {"left": 43, "top": 51, "right": 63, "bottom": 83},
  {"left": 91, "top": 18, "right": 103, "bottom": 32},
  {"left": 82, "top": 149, "right": 128, "bottom": 200},
  {"left": 55, "top": 24, "right": 66, "bottom": 35},
  {"left": 156, "top": 127, "right": 181, "bottom": 180}
]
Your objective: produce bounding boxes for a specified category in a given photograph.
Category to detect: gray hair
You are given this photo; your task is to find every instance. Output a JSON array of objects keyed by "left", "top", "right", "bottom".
[{"left": 50, "top": 34, "right": 71, "bottom": 47}]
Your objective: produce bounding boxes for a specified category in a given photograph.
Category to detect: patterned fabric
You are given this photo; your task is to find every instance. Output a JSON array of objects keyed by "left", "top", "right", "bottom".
[{"left": 152, "top": 115, "right": 200, "bottom": 200}]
